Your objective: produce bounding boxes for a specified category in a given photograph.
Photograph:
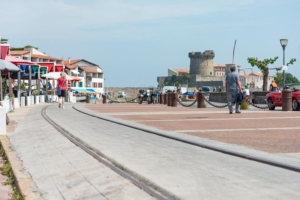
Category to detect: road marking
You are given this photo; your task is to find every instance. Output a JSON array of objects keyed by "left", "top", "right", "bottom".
[
  {"left": 176, "top": 127, "right": 300, "bottom": 133},
  {"left": 105, "top": 110, "right": 279, "bottom": 115},
  {"left": 134, "top": 116, "right": 300, "bottom": 122}
]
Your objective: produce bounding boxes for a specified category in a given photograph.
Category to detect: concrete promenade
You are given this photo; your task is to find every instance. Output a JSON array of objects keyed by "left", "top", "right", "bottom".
[{"left": 1, "top": 102, "right": 300, "bottom": 199}]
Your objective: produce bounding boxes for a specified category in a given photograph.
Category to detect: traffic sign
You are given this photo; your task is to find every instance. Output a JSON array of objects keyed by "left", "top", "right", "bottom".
[{"left": 282, "top": 65, "right": 288, "bottom": 70}]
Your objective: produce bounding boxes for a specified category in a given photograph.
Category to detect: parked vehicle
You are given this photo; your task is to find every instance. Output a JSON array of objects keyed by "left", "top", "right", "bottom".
[
  {"left": 118, "top": 91, "right": 126, "bottom": 98},
  {"left": 162, "top": 86, "right": 177, "bottom": 94},
  {"left": 138, "top": 89, "right": 151, "bottom": 104},
  {"left": 265, "top": 84, "right": 300, "bottom": 111},
  {"left": 201, "top": 86, "right": 214, "bottom": 96}
]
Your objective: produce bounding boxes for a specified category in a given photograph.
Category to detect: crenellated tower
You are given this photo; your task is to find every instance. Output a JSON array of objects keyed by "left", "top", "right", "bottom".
[{"left": 188, "top": 50, "right": 215, "bottom": 76}]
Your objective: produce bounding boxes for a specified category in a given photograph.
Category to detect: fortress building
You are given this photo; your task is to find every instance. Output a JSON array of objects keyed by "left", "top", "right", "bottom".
[
  {"left": 189, "top": 50, "right": 215, "bottom": 76},
  {"left": 157, "top": 50, "right": 224, "bottom": 89}
]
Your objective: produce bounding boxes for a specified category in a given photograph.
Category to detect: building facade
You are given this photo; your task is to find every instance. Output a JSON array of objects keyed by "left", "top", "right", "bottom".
[{"left": 157, "top": 49, "right": 274, "bottom": 90}]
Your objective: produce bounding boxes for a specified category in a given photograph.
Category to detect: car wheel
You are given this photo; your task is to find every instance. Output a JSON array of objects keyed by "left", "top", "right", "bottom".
[
  {"left": 268, "top": 98, "right": 275, "bottom": 110},
  {"left": 292, "top": 98, "right": 300, "bottom": 111}
]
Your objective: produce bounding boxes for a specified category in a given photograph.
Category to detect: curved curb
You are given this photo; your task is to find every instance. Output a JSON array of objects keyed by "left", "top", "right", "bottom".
[
  {"left": 73, "top": 105, "right": 300, "bottom": 173},
  {"left": 0, "top": 135, "right": 42, "bottom": 200},
  {"left": 43, "top": 107, "right": 179, "bottom": 200}
]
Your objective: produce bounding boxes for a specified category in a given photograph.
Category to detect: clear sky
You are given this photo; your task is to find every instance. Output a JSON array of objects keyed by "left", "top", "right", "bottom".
[{"left": 1, "top": 0, "right": 299, "bottom": 87}]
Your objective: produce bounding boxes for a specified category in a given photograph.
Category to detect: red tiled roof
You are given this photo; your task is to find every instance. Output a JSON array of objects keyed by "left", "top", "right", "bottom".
[
  {"left": 80, "top": 68, "right": 103, "bottom": 73},
  {"left": 173, "top": 69, "right": 189, "bottom": 73},
  {"left": 9, "top": 50, "right": 30, "bottom": 55},
  {"left": 241, "top": 72, "right": 274, "bottom": 77},
  {"left": 64, "top": 64, "right": 77, "bottom": 69},
  {"left": 63, "top": 59, "right": 81, "bottom": 65},
  {"left": 31, "top": 54, "right": 62, "bottom": 61},
  {"left": 63, "top": 59, "right": 99, "bottom": 67},
  {"left": 213, "top": 63, "right": 225, "bottom": 67}
]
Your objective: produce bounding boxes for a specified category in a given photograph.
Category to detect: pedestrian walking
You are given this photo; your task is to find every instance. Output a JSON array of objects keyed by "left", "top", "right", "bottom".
[
  {"left": 57, "top": 72, "right": 68, "bottom": 109},
  {"left": 225, "top": 66, "right": 242, "bottom": 114},
  {"left": 218, "top": 86, "right": 222, "bottom": 92},
  {"left": 193, "top": 86, "right": 197, "bottom": 98}
]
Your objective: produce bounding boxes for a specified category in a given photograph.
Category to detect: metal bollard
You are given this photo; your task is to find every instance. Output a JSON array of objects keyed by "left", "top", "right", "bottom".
[
  {"left": 282, "top": 89, "right": 292, "bottom": 111},
  {"left": 85, "top": 94, "right": 90, "bottom": 103},
  {"left": 165, "top": 93, "right": 167, "bottom": 105},
  {"left": 159, "top": 94, "right": 163, "bottom": 104},
  {"left": 167, "top": 93, "right": 172, "bottom": 106},
  {"left": 86, "top": 95, "right": 90, "bottom": 103},
  {"left": 197, "top": 91, "right": 205, "bottom": 108},
  {"left": 103, "top": 95, "right": 107, "bottom": 104},
  {"left": 171, "top": 93, "right": 177, "bottom": 107}
]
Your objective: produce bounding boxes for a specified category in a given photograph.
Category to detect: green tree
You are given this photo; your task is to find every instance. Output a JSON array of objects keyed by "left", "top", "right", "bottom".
[
  {"left": 181, "top": 74, "right": 190, "bottom": 85},
  {"left": 247, "top": 57, "right": 279, "bottom": 91},
  {"left": 247, "top": 57, "right": 297, "bottom": 91},
  {"left": 24, "top": 45, "right": 38, "bottom": 50},
  {"left": 274, "top": 72, "right": 299, "bottom": 86}
]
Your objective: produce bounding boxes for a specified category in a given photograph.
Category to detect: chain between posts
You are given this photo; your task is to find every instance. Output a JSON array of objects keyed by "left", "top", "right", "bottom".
[
  {"left": 203, "top": 96, "right": 228, "bottom": 108},
  {"left": 176, "top": 97, "right": 198, "bottom": 107},
  {"left": 246, "top": 97, "right": 282, "bottom": 110},
  {"left": 107, "top": 97, "right": 138, "bottom": 103}
]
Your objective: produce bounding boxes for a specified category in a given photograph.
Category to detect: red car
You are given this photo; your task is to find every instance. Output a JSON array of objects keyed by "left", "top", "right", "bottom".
[{"left": 266, "top": 84, "right": 300, "bottom": 111}]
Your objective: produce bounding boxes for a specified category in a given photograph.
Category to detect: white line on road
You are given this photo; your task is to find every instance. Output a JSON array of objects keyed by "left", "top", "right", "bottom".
[{"left": 176, "top": 127, "right": 300, "bottom": 133}]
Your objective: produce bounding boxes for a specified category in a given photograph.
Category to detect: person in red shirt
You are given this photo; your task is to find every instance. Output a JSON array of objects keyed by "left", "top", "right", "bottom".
[{"left": 57, "top": 72, "right": 67, "bottom": 109}]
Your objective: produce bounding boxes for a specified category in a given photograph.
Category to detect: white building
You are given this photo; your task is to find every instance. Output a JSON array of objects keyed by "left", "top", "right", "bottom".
[
  {"left": 239, "top": 72, "right": 274, "bottom": 88},
  {"left": 9, "top": 47, "right": 104, "bottom": 94},
  {"left": 63, "top": 59, "right": 104, "bottom": 94}
]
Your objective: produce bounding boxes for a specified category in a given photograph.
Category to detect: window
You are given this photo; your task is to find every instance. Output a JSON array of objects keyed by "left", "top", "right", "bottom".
[
  {"left": 210, "top": 72, "right": 212, "bottom": 75},
  {"left": 79, "top": 82, "right": 83, "bottom": 87},
  {"left": 98, "top": 83, "right": 102, "bottom": 88},
  {"left": 93, "top": 82, "right": 97, "bottom": 88}
]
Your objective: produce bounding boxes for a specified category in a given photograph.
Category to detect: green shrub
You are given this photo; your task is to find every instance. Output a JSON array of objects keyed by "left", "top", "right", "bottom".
[{"left": 240, "top": 102, "right": 249, "bottom": 110}]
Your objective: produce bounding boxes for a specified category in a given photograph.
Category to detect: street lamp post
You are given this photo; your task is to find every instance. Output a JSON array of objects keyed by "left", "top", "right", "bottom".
[{"left": 280, "top": 39, "right": 288, "bottom": 88}]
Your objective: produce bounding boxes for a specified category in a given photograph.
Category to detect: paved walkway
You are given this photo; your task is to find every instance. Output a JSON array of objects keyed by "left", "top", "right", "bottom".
[
  {"left": 1, "top": 104, "right": 155, "bottom": 200},
  {"left": 2, "top": 102, "right": 300, "bottom": 199}
]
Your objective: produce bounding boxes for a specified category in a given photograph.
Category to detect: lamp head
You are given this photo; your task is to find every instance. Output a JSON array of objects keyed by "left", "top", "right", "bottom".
[{"left": 280, "top": 39, "right": 288, "bottom": 48}]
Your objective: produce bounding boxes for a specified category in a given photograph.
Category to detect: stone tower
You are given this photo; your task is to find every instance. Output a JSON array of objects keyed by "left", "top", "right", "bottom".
[{"left": 188, "top": 50, "right": 215, "bottom": 76}]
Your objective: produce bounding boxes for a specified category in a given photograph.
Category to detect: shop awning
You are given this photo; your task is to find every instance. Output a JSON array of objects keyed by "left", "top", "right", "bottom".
[
  {"left": 86, "top": 89, "right": 96, "bottom": 92},
  {"left": 70, "top": 76, "right": 82, "bottom": 82},
  {"left": 55, "top": 65, "right": 63, "bottom": 72},
  {"left": 39, "top": 63, "right": 54, "bottom": 72},
  {"left": 72, "top": 88, "right": 88, "bottom": 93},
  {"left": 5, "top": 55, "right": 35, "bottom": 65}
]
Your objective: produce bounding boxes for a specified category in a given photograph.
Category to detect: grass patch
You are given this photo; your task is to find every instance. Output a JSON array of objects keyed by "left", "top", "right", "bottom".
[{"left": 0, "top": 143, "right": 23, "bottom": 200}]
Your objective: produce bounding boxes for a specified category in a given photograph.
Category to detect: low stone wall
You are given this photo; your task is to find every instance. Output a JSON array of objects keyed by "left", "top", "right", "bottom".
[
  {"left": 252, "top": 91, "right": 270, "bottom": 104},
  {"left": 105, "top": 87, "right": 150, "bottom": 100},
  {"left": 208, "top": 92, "right": 227, "bottom": 103},
  {"left": 209, "top": 91, "right": 270, "bottom": 104}
]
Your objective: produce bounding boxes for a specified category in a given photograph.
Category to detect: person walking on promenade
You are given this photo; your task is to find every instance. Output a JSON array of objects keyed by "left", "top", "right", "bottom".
[
  {"left": 225, "top": 66, "right": 242, "bottom": 114},
  {"left": 193, "top": 86, "right": 197, "bottom": 99},
  {"left": 218, "top": 86, "right": 222, "bottom": 92},
  {"left": 57, "top": 72, "right": 68, "bottom": 109}
]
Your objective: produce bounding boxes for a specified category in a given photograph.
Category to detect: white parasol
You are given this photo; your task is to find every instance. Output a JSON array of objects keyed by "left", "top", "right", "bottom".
[{"left": 41, "top": 72, "right": 73, "bottom": 80}]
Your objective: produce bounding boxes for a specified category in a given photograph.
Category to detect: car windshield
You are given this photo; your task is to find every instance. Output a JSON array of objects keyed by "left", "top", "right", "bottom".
[{"left": 289, "top": 84, "right": 300, "bottom": 91}]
